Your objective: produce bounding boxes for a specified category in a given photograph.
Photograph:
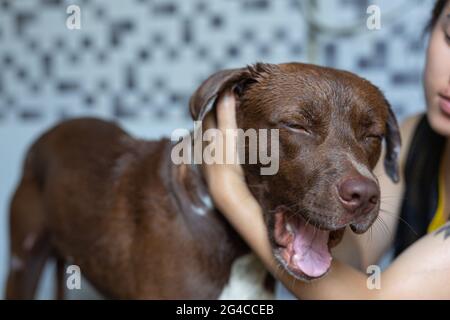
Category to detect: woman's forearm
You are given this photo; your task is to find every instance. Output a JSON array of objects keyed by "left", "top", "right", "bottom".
[
  {"left": 296, "top": 261, "right": 379, "bottom": 300},
  {"left": 218, "top": 191, "right": 450, "bottom": 300}
]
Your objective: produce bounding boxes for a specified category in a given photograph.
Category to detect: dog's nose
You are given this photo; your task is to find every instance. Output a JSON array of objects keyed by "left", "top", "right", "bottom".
[{"left": 337, "top": 176, "right": 379, "bottom": 214}]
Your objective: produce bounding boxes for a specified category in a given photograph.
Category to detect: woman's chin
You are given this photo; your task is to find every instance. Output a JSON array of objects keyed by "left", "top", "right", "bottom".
[{"left": 427, "top": 107, "right": 450, "bottom": 137}]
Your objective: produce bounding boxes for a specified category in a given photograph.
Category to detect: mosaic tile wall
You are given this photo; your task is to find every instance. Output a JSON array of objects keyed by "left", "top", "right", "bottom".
[
  {"left": 0, "top": 0, "right": 436, "bottom": 124},
  {"left": 0, "top": 0, "right": 439, "bottom": 299}
]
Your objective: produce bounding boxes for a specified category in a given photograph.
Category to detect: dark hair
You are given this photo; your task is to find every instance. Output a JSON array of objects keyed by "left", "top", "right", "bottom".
[{"left": 426, "top": 0, "right": 448, "bottom": 32}]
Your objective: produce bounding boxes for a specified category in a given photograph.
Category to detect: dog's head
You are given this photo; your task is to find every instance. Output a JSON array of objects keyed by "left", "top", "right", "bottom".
[{"left": 190, "top": 62, "right": 401, "bottom": 281}]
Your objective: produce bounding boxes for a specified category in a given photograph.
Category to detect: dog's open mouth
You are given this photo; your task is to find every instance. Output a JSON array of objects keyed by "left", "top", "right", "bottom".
[{"left": 273, "top": 209, "right": 345, "bottom": 281}]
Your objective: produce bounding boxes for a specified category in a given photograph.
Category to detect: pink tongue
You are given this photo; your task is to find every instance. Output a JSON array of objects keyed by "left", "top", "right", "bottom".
[{"left": 292, "top": 221, "right": 331, "bottom": 278}]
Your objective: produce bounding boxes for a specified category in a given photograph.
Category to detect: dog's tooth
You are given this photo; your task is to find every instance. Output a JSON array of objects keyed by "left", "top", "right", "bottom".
[{"left": 286, "top": 223, "right": 294, "bottom": 235}]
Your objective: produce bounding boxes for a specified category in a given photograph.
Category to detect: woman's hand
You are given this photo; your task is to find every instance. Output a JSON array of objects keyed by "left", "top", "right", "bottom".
[
  {"left": 200, "top": 92, "right": 278, "bottom": 272},
  {"left": 201, "top": 92, "right": 260, "bottom": 219}
]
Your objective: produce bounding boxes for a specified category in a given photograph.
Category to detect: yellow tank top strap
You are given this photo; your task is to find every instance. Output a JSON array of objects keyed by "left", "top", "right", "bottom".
[{"left": 427, "top": 158, "right": 447, "bottom": 233}]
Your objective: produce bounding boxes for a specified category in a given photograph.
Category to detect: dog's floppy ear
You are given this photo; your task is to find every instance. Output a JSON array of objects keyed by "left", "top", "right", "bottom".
[
  {"left": 189, "top": 63, "right": 275, "bottom": 121},
  {"left": 383, "top": 103, "right": 402, "bottom": 183},
  {"left": 189, "top": 68, "right": 250, "bottom": 121}
]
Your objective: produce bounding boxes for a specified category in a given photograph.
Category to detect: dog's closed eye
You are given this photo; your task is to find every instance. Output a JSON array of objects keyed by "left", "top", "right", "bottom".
[
  {"left": 364, "top": 134, "right": 384, "bottom": 142},
  {"left": 281, "top": 122, "right": 311, "bottom": 135}
]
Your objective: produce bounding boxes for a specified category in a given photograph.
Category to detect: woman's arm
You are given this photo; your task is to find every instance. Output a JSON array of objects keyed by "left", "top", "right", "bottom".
[
  {"left": 203, "top": 92, "right": 450, "bottom": 299},
  {"left": 297, "top": 223, "right": 450, "bottom": 299}
]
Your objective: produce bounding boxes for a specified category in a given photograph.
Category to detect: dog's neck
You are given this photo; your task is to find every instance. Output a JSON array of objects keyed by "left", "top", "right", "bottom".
[
  {"left": 163, "top": 138, "right": 249, "bottom": 250},
  {"left": 171, "top": 161, "right": 213, "bottom": 217},
  {"left": 161, "top": 136, "right": 216, "bottom": 218}
]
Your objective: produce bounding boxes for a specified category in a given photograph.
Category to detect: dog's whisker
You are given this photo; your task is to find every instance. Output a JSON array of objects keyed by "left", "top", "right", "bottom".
[
  {"left": 375, "top": 216, "right": 393, "bottom": 241},
  {"left": 379, "top": 209, "right": 418, "bottom": 236},
  {"left": 367, "top": 224, "right": 375, "bottom": 244},
  {"left": 380, "top": 195, "right": 401, "bottom": 199},
  {"left": 379, "top": 200, "right": 397, "bottom": 205}
]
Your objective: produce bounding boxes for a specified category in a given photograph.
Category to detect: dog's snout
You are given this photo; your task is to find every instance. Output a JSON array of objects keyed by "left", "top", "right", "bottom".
[{"left": 337, "top": 176, "right": 379, "bottom": 214}]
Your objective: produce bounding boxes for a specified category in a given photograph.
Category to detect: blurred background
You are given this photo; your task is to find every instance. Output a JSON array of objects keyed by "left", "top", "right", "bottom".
[{"left": 0, "top": 0, "right": 435, "bottom": 299}]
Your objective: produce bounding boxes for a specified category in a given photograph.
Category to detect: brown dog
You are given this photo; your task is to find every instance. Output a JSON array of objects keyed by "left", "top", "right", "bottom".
[{"left": 5, "top": 62, "right": 400, "bottom": 299}]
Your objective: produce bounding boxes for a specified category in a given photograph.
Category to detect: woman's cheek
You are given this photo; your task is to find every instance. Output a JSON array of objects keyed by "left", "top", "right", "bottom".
[{"left": 424, "top": 27, "right": 450, "bottom": 136}]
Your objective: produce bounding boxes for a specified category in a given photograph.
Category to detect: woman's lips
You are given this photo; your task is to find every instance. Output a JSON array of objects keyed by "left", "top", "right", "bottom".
[{"left": 438, "top": 94, "right": 450, "bottom": 117}]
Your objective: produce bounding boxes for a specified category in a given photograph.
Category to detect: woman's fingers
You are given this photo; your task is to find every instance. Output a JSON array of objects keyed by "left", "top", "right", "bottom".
[
  {"left": 217, "top": 92, "right": 245, "bottom": 175},
  {"left": 216, "top": 92, "right": 238, "bottom": 131},
  {"left": 203, "top": 112, "right": 216, "bottom": 131},
  {"left": 202, "top": 91, "right": 244, "bottom": 187}
]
